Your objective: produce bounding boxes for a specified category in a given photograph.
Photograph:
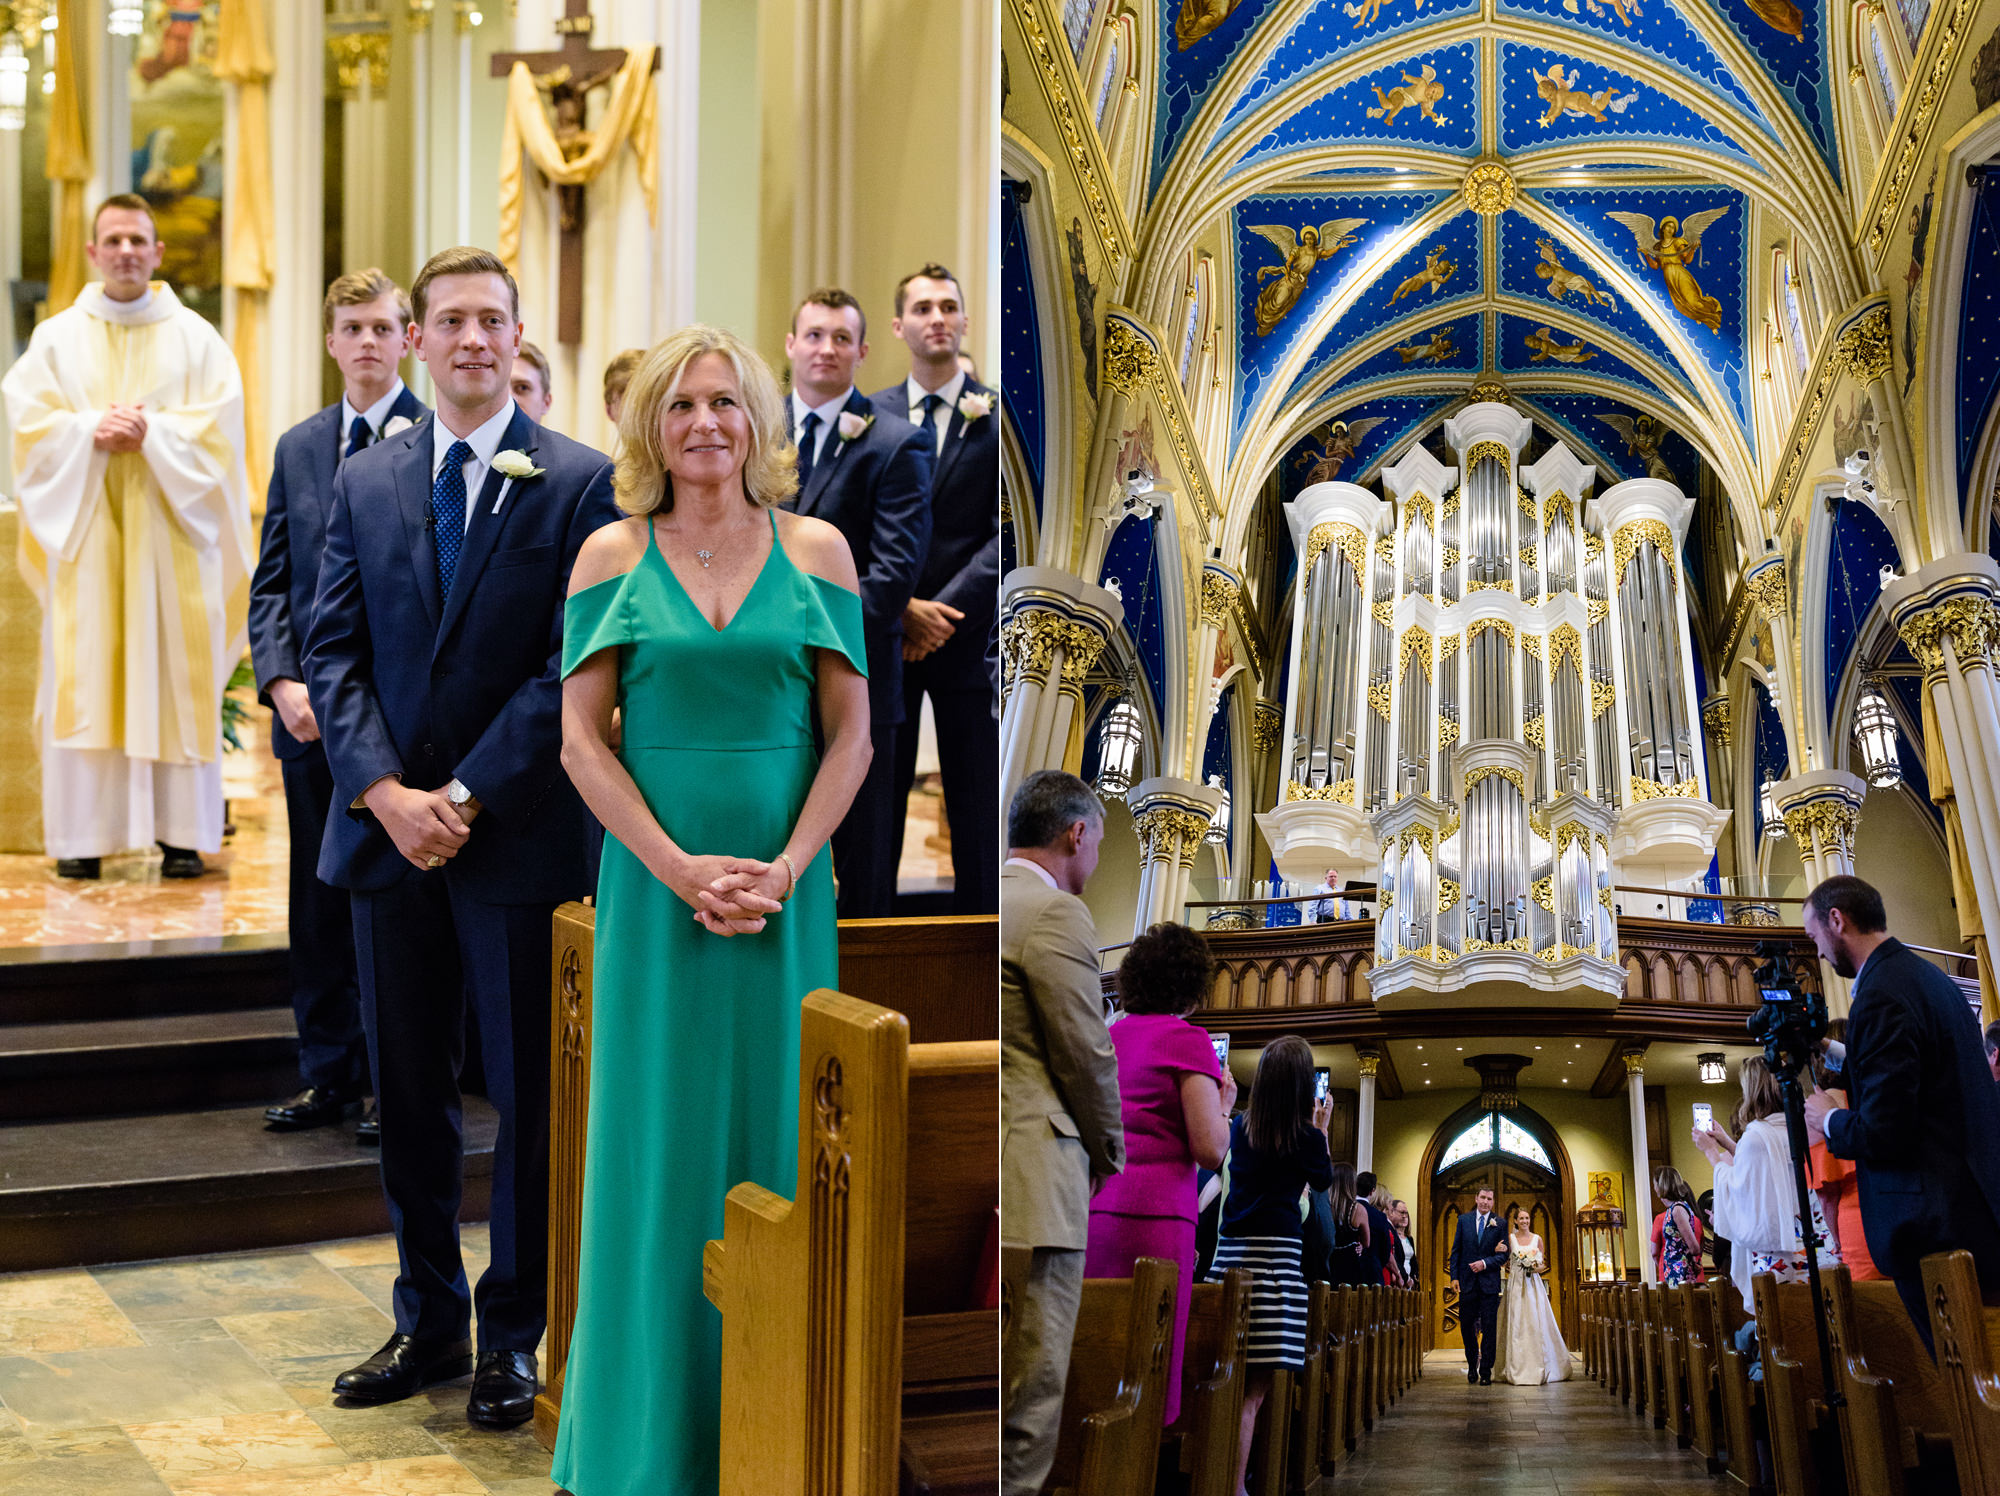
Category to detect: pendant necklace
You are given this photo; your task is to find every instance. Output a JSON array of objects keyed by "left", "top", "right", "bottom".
[{"left": 696, "top": 550, "right": 714, "bottom": 568}]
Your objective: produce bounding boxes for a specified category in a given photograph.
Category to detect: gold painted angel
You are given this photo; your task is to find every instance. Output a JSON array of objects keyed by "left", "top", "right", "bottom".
[
  {"left": 1248, "top": 218, "right": 1369, "bottom": 337},
  {"left": 1176, "top": 0, "right": 1242, "bottom": 49},
  {"left": 1597, "top": 412, "right": 1677, "bottom": 483},
  {"left": 1604, "top": 207, "right": 1731, "bottom": 333},
  {"left": 1294, "top": 417, "right": 1387, "bottom": 484}
]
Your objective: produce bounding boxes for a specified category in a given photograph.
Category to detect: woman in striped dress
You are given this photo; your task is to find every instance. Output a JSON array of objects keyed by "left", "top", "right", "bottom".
[{"left": 1208, "top": 1035, "right": 1332, "bottom": 1496}]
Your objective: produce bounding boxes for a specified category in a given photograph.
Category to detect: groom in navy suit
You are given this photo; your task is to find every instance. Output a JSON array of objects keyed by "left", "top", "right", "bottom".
[
  {"left": 870, "top": 264, "right": 999, "bottom": 915},
  {"left": 304, "top": 247, "right": 618, "bottom": 1428},
  {"left": 783, "top": 288, "right": 932, "bottom": 917},
  {"left": 251, "top": 269, "right": 428, "bottom": 1142},
  {"left": 1448, "top": 1186, "right": 1509, "bottom": 1383}
]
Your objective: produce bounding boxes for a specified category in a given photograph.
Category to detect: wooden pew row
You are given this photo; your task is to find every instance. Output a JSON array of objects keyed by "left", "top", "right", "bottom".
[
  {"left": 1821, "top": 1264, "right": 1954, "bottom": 1496},
  {"left": 1049, "top": 1279, "right": 1421, "bottom": 1496},
  {"left": 1924, "top": 1247, "right": 2000, "bottom": 1496},
  {"left": 536, "top": 907, "right": 998, "bottom": 1482},
  {"left": 1753, "top": 1275, "right": 1834, "bottom": 1496}
]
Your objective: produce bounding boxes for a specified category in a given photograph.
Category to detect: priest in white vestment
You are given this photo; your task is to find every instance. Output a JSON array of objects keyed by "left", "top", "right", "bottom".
[{"left": 0, "top": 196, "right": 253, "bottom": 877}]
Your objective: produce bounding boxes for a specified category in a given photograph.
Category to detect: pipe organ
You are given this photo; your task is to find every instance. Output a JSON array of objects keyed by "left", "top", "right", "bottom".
[{"left": 1260, "top": 403, "right": 1727, "bottom": 1005}]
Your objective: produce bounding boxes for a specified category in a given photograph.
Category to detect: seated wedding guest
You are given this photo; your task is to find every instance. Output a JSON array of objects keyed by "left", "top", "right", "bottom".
[
  {"left": 1000, "top": 770, "right": 1125, "bottom": 1496},
  {"left": 1208, "top": 1036, "right": 1334, "bottom": 1496},
  {"left": 1803, "top": 874, "right": 2000, "bottom": 1341},
  {"left": 1085, "top": 921, "right": 1234, "bottom": 1427},
  {"left": 1390, "top": 1199, "right": 1417, "bottom": 1285},
  {"left": 1650, "top": 1166, "right": 1706, "bottom": 1286},
  {"left": 602, "top": 347, "right": 643, "bottom": 426},
  {"left": 1356, "top": 1171, "right": 1398, "bottom": 1286},
  {"left": 1317, "top": 1162, "right": 1374, "bottom": 1287},
  {"left": 1693, "top": 1055, "right": 1830, "bottom": 1315},
  {"left": 510, "top": 340, "right": 553, "bottom": 423}
]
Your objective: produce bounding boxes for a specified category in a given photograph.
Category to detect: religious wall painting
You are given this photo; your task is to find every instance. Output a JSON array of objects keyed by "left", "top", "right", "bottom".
[
  {"left": 1497, "top": 44, "right": 1750, "bottom": 161},
  {"left": 1498, "top": 210, "right": 1683, "bottom": 384},
  {"left": 1534, "top": 189, "right": 1750, "bottom": 432},
  {"left": 1308, "top": 311, "right": 1484, "bottom": 398},
  {"left": 1903, "top": 165, "right": 1937, "bottom": 400},
  {"left": 1495, "top": 313, "right": 1677, "bottom": 405},
  {"left": 1176, "top": 0, "right": 1244, "bottom": 49},
  {"left": 1706, "top": 0, "right": 1837, "bottom": 176},
  {"left": 1281, "top": 394, "right": 1456, "bottom": 488},
  {"left": 1152, "top": 0, "right": 1284, "bottom": 194},
  {"left": 1586, "top": 1171, "right": 1622, "bottom": 1210},
  {"left": 1246, "top": 218, "right": 1370, "bottom": 337},
  {"left": 1394, "top": 324, "right": 1462, "bottom": 364},
  {"left": 1511, "top": 391, "right": 1689, "bottom": 482},
  {"left": 1534, "top": 238, "right": 1616, "bottom": 309},
  {"left": 1212, "top": 1, "right": 1481, "bottom": 144},
  {"left": 1494, "top": 0, "right": 1769, "bottom": 132},
  {"left": 1293, "top": 416, "right": 1389, "bottom": 485},
  {"left": 1389, "top": 244, "right": 1457, "bottom": 303},
  {"left": 129, "top": 5, "right": 225, "bottom": 328},
  {"left": 1974, "top": 22, "right": 2000, "bottom": 112},
  {"left": 1066, "top": 216, "right": 1100, "bottom": 400},
  {"left": 1522, "top": 325, "right": 1596, "bottom": 364},
  {"left": 1599, "top": 411, "right": 1679, "bottom": 483},
  {"left": 1233, "top": 190, "right": 1451, "bottom": 434},
  {"left": 1226, "top": 42, "right": 1480, "bottom": 175}
]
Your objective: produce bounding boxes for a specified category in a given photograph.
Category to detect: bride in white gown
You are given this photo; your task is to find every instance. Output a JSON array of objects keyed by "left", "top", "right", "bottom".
[{"left": 1494, "top": 1207, "right": 1570, "bottom": 1385}]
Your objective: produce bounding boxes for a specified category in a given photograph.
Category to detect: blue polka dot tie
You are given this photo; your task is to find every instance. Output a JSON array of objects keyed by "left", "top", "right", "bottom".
[{"left": 433, "top": 439, "right": 472, "bottom": 601}]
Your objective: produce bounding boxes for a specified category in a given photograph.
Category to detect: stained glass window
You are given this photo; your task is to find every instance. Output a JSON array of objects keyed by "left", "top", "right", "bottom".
[
  {"left": 1438, "top": 1115, "right": 1494, "bottom": 1169},
  {"left": 1093, "top": 38, "right": 1119, "bottom": 127},
  {"left": 1062, "top": 0, "right": 1094, "bottom": 64},
  {"left": 1782, "top": 261, "right": 1810, "bottom": 379},
  {"left": 1872, "top": 24, "right": 1901, "bottom": 113},
  {"left": 1495, "top": 1115, "right": 1554, "bottom": 1170}
]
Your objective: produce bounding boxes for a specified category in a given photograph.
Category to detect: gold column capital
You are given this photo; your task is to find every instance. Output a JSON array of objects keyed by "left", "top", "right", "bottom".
[
  {"left": 1621, "top": 1052, "right": 1646, "bottom": 1078},
  {"left": 1894, "top": 592, "right": 2000, "bottom": 678},
  {"left": 1131, "top": 803, "right": 1212, "bottom": 871},
  {"left": 1357, "top": 1052, "right": 1381, "bottom": 1080},
  {"left": 1252, "top": 700, "right": 1283, "bottom": 753},
  {"left": 1832, "top": 303, "right": 1893, "bottom": 385}
]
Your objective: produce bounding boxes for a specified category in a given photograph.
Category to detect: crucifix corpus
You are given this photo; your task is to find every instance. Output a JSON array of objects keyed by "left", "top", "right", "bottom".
[{"left": 491, "top": 0, "right": 659, "bottom": 344}]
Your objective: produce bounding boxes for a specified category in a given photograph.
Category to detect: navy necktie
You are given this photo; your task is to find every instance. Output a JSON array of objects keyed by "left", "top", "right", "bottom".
[
  {"left": 345, "top": 414, "right": 371, "bottom": 461},
  {"left": 796, "top": 411, "right": 822, "bottom": 493},
  {"left": 432, "top": 439, "right": 472, "bottom": 601}
]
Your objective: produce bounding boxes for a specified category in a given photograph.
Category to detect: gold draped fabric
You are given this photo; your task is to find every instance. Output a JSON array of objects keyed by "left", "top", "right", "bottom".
[
  {"left": 45, "top": 0, "right": 91, "bottom": 315},
  {"left": 214, "top": 0, "right": 276, "bottom": 505},
  {"left": 1919, "top": 684, "right": 1999, "bottom": 1022},
  {"left": 496, "top": 44, "right": 660, "bottom": 274}
]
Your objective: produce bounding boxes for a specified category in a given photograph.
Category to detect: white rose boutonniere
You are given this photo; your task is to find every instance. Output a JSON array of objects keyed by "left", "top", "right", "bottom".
[
  {"left": 835, "top": 411, "right": 873, "bottom": 443},
  {"left": 491, "top": 449, "right": 544, "bottom": 480},
  {"left": 383, "top": 414, "right": 417, "bottom": 439},
  {"left": 956, "top": 391, "right": 992, "bottom": 424}
]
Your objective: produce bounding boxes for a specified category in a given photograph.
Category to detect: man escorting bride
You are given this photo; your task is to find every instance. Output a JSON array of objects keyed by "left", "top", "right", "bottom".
[{"left": 1494, "top": 1205, "right": 1571, "bottom": 1385}]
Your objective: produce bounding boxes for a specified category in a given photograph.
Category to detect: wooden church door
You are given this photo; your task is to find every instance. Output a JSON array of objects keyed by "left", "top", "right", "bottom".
[{"left": 1426, "top": 1111, "right": 1569, "bottom": 1350}]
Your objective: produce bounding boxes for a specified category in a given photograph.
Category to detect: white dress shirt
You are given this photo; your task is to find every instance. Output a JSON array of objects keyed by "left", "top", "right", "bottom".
[
  {"left": 430, "top": 400, "right": 517, "bottom": 532},
  {"left": 790, "top": 388, "right": 854, "bottom": 465},
  {"left": 904, "top": 369, "right": 966, "bottom": 457},
  {"left": 339, "top": 378, "right": 407, "bottom": 462},
  {"left": 1004, "top": 855, "right": 1058, "bottom": 891}
]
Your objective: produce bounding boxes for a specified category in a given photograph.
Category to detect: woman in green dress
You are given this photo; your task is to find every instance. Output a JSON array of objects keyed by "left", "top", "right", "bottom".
[{"left": 550, "top": 326, "right": 872, "bottom": 1495}]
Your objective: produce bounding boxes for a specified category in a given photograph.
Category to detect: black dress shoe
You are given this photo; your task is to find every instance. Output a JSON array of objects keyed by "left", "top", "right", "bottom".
[
  {"left": 467, "top": 1349, "right": 538, "bottom": 1428},
  {"left": 355, "top": 1098, "right": 380, "bottom": 1145},
  {"left": 158, "top": 843, "right": 204, "bottom": 878},
  {"left": 1480, "top": 1375, "right": 1493, "bottom": 1385},
  {"left": 1467, "top": 1370, "right": 1479, "bottom": 1384},
  {"left": 54, "top": 857, "right": 100, "bottom": 879},
  {"left": 333, "top": 1334, "right": 473, "bottom": 1404},
  {"left": 264, "top": 1086, "right": 361, "bottom": 1131}
]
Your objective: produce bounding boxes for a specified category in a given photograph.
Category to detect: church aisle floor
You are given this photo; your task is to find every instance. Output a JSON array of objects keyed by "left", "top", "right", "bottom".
[
  {"left": 0, "top": 1224, "right": 554, "bottom": 1494},
  {"left": 1342, "top": 1351, "right": 1724, "bottom": 1494}
]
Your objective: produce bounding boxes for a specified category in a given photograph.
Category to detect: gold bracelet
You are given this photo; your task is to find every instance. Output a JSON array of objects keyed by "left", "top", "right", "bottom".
[{"left": 777, "top": 852, "right": 799, "bottom": 902}]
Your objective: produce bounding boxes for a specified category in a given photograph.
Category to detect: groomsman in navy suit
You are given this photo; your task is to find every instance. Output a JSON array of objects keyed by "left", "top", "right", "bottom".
[
  {"left": 304, "top": 247, "right": 619, "bottom": 1427},
  {"left": 783, "top": 288, "right": 932, "bottom": 917},
  {"left": 871, "top": 264, "right": 998, "bottom": 914},
  {"left": 251, "top": 269, "right": 428, "bottom": 1142}
]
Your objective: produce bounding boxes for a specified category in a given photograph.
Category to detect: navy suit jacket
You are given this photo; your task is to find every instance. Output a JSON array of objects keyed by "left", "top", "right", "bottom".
[
  {"left": 1448, "top": 1211, "right": 1509, "bottom": 1297},
  {"left": 1825, "top": 937, "right": 2000, "bottom": 1291},
  {"left": 249, "top": 385, "right": 429, "bottom": 760},
  {"left": 868, "top": 377, "right": 998, "bottom": 688},
  {"left": 302, "top": 404, "right": 620, "bottom": 901},
  {"left": 786, "top": 388, "right": 933, "bottom": 727}
]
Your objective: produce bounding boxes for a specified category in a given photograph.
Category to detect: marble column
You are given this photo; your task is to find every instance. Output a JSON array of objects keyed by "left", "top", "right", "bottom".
[
  {"left": 1625, "top": 1051, "right": 1655, "bottom": 1285},
  {"left": 998, "top": 566, "right": 1122, "bottom": 799},
  {"left": 1128, "top": 776, "right": 1221, "bottom": 936},
  {"left": 1355, "top": 1051, "right": 1379, "bottom": 1173},
  {"left": 1773, "top": 770, "right": 1865, "bottom": 1016},
  {"left": 1883, "top": 556, "right": 2000, "bottom": 1020}
]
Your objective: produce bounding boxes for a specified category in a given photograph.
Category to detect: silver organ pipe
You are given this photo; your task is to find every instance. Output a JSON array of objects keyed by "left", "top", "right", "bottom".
[
  {"left": 1617, "top": 539, "right": 1693, "bottom": 790},
  {"left": 1366, "top": 528, "right": 1394, "bottom": 810}
]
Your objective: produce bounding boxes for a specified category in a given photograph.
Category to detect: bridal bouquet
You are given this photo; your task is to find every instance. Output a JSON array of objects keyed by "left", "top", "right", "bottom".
[{"left": 1512, "top": 1244, "right": 1545, "bottom": 1274}]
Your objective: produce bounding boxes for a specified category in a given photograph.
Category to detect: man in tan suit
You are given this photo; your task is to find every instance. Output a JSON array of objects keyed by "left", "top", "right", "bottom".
[{"left": 1001, "top": 770, "right": 1125, "bottom": 1495}]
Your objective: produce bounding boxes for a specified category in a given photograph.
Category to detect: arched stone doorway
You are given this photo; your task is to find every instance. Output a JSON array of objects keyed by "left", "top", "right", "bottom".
[{"left": 1416, "top": 1100, "right": 1577, "bottom": 1350}]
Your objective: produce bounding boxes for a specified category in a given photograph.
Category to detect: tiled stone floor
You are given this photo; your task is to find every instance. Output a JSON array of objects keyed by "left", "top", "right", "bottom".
[
  {"left": 1354, "top": 1351, "right": 1725, "bottom": 1494},
  {"left": 0, "top": 1225, "right": 556, "bottom": 1494}
]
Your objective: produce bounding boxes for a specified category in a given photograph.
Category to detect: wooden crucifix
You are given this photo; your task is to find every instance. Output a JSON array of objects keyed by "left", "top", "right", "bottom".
[{"left": 491, "top": 0, "right": 658, "bottom": 344}]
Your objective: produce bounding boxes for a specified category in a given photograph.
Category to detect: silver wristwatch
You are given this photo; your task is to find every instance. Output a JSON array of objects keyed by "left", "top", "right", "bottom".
[{"left": 445, "top": 778, "right": 474, "bottom": 807}]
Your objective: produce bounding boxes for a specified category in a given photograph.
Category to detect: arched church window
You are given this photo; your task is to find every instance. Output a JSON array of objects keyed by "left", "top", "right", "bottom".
[
  {"left": 1436, "top": 1112, "right": 1554, "bottom": 1172},
  {"left": 1782, "top": 260, "right": 1809, "bottom": 379},
  {"left": 1093, "top": 36, "right": 1120, "bottom": 127},
  {"left": 1871, "top": 22, "right": 1901, "bottom": 113},
  {"left": 1180, "top": 270, "right": 1209, "bottom": 385},
  {"left": 1062, "top": 0, "right": 1096, "bottom": 65}
]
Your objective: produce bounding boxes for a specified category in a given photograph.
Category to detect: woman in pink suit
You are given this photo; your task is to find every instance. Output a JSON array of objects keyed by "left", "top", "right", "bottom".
[{"left": 1085, "top": 922, "right": 1233, "bottom": 1425}]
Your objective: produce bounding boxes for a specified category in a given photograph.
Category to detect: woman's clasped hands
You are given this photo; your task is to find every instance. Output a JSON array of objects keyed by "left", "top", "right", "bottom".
[{"left": 663, "top": 853, "right": 793, "bottom": 936}]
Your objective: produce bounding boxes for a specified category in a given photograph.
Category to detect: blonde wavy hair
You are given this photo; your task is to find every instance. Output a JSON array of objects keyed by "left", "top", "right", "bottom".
[{"left": 613, "top": 326, "right": 798, "bottom": 516}]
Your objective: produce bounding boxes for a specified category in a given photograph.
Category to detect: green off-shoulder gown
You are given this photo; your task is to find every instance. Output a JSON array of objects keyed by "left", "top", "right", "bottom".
[{"left": 550, "top": 514, "right": 865, "bottom": 1496}]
